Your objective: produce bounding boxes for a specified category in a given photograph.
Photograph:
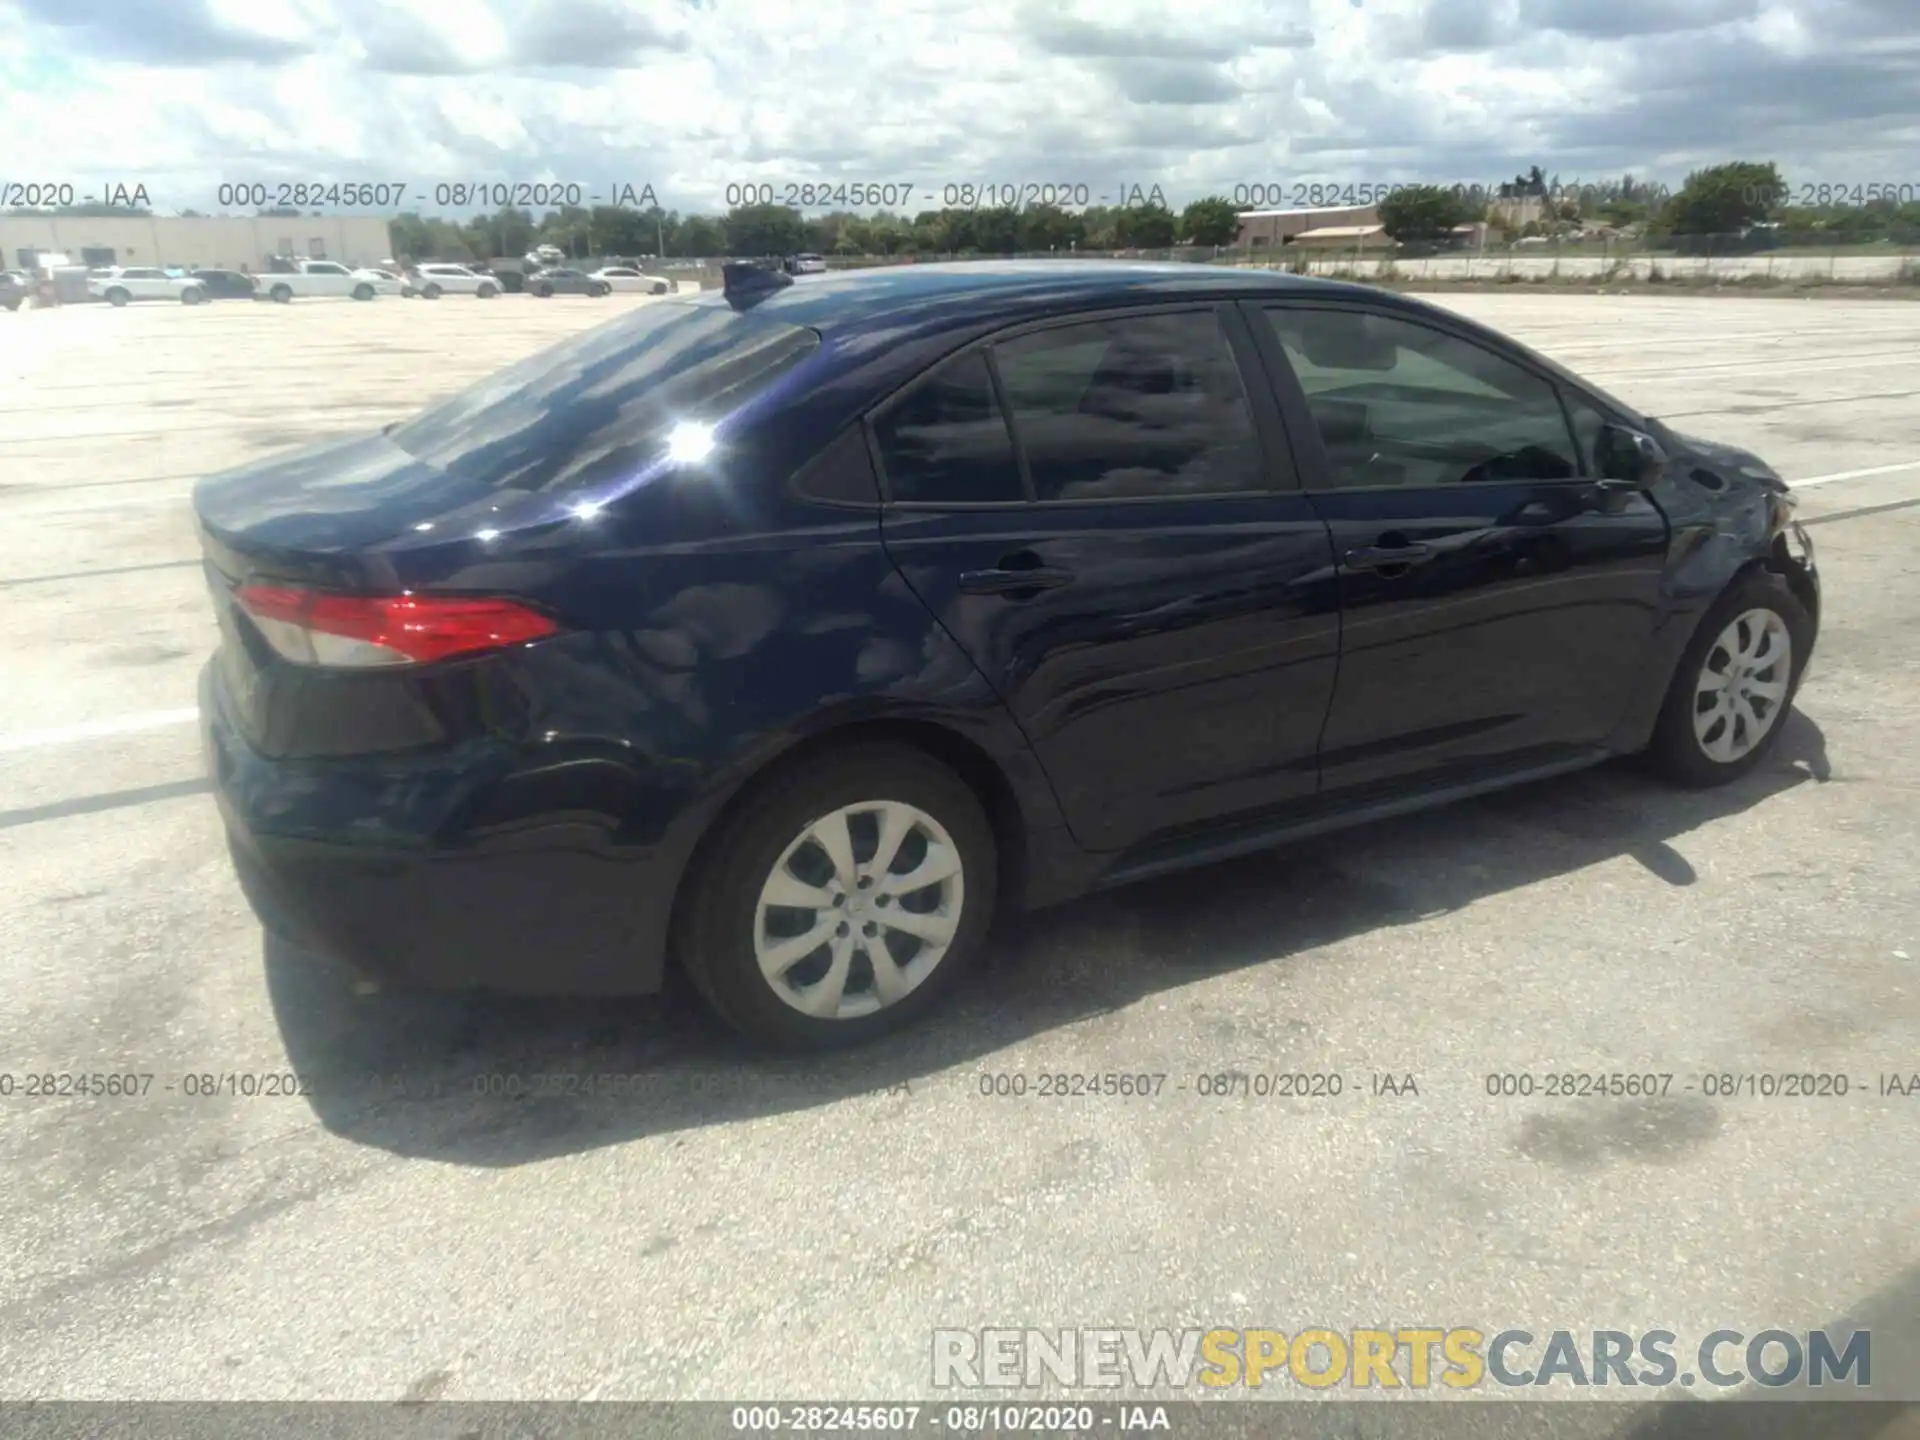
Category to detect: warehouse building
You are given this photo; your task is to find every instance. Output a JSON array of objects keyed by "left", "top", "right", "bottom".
[
  {"left": 1233, "top": 205, "right": 1380, "bottom": 249},
  {"left": 1, "top": 214, "right": 395, "bottom": 273}
]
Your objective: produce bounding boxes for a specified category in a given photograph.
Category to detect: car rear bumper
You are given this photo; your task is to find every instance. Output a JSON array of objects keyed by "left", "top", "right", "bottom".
[{"left": 201, "top": 663, "right": 675, "bottom": 996}]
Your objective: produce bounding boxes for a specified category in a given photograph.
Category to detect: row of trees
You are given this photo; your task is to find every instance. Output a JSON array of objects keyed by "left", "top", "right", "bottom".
[
  {"left": 390, "top": 163, "right": 1920, "bottom": 261},
  {"left": 384, "top": 196, "right": 1244, "bottom": 264}
]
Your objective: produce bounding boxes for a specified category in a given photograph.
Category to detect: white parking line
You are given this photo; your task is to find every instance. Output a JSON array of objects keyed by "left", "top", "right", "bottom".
[
  {"left": 0, "top": 708, "right": 200, "bottom": 755},
  {"left": 1792, "top": 460, "right": 1920, "bottom": 487}
]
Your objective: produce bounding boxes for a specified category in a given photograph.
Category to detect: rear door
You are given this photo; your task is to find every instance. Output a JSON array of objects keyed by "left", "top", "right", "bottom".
[
  {"left": 1244, "top": 300, "right": 1669, "bottom": 796},
  {"left": 874, "top": 303, "right": 1341, "bottom": 855}
]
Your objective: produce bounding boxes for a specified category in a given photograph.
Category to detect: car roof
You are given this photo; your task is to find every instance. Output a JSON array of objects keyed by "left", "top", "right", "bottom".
[{"left": 680, "top": 259, "right": 1393, "bottom": 339}]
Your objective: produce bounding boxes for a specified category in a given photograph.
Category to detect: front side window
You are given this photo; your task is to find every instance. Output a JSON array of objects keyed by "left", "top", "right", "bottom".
[
  {"left": 872, "top": 351, "right": 1023, "bottom": 505},
  {"left": 990, "top": 310, "right": 1264, "bottom": 502},
  {"left": 1260, "top": 306, "right": 1580, "bottom": 489}
]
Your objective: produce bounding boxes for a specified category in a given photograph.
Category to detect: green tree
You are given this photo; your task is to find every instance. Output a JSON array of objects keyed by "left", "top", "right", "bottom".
[
  {"left": 1180, "top": 196, "right": 1240, "bottom": 247},
  {"left": 1379, "top": 185, "right": 1475, "bottom": 243},
  {"left": 724, "top": 204, "right": 807, "bottom": 256},
  {"left": 1113, "top": 202, "right": 1177, "bottom": 248},
  {"left": 1016, "top": 203, "right": 1087, "bottom": 252},
  {"left": 677, "top": 215, "right": 726, "bottom": 256},
  {"left": 1663, "top": 162, "right": 1782, "bottom": 237}
]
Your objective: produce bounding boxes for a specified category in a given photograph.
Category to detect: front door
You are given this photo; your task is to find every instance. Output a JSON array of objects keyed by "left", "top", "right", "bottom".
[
  {"left": 874, "top": 305, "right": 1341, "bottom": 854},
  {"left": 1247, "top": 300, "right": 1671, "bottom": 796}
]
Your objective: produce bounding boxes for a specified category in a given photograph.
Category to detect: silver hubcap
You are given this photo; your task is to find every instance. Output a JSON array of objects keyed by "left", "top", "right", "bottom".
[
  {"left": 754, "top": 800, "right": 965, "bottom": 1020},
  {"left": 1693, "top": 607, "right": 1792, "bottom": 763}
]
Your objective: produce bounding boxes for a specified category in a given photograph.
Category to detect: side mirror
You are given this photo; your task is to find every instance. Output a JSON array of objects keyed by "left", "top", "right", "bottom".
[{"left": 1596, "top": 425, "right": 1668, "bottom": 486}]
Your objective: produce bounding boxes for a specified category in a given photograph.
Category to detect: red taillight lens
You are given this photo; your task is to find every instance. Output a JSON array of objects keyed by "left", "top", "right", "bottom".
[{"left": 234, "top": 585, "right": 560, "bottom": 668}]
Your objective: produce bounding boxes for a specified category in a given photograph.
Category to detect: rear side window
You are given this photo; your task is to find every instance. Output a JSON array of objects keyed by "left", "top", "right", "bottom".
[
  {"left": 388, "top": 303, "right": 819, "bottom": 491},
  {"left": 872, "top": 352, "right": 1024, "bottom": 504},
  {"left": 990, "top": 311, "right": 1264, "bottom": 502}
]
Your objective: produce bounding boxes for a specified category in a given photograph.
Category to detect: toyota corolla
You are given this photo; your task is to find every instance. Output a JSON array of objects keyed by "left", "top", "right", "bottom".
[{"left": 195, "top": 261, "right": 1819, "bottom": 1048}]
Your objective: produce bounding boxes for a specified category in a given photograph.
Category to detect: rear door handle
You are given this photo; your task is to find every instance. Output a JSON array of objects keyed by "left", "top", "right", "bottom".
[
  {"left": 1343, "top": 543, "right": 1434, "bottom": 572},
  {"left": 957, "top": 566, "right": 1074, "bottom": 595}
]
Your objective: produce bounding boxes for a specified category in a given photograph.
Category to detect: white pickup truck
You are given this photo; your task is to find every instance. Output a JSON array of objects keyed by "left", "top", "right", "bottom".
[{"left": 257, "top": 260, "right": 383, "bottom": 303}]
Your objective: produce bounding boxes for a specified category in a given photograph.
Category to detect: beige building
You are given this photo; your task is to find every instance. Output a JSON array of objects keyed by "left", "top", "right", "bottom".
[
  {"left": 1, "top": 214, "right": 395, "bottom": 272},
  {"left": 1234, "top": 205, "right": 1380, "bottom": 249}
]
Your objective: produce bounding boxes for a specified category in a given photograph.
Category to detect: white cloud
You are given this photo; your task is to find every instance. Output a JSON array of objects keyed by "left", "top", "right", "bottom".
[{"left": 0, "top": 0, "right": 1913, "bottom": 215}]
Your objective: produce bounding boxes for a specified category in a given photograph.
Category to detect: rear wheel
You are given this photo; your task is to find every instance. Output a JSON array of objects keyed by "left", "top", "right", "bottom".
[
  {"left": 422, "top": 283, "right": 442, "bottom": 300},
  {"left": 675, "top": 744, "right": 996, "bottom": 1049},
  {"left": 1644, "top": 570, "right": 1812, "bottom": 787},
  {"left": 534, "top": 283, "right": 553, "bottom": 297},
  {"left": 352, "top": 283, "right": 375, "bottom": 301},
  {"left": 107, "top": 288, "right": 130, "bottom": 307},
  {"left": 270, "top": 284, "right": 292, "bottom": 304},
  {"left": 181, "top": 287, "right": 203, "bottom": 305}
]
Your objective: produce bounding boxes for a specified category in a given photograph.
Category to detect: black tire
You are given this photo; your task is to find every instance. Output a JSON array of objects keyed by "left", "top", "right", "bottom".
[
  {"left": 422, "top": 284, "right": 442, "bottom": 300},
  {"left": 534, "top": 283, "right": 552, "bottom": 297},
  {"left": 181, "top": 287, "right": 203, "bottom": 305},
  {"left": 477, "top": 282, "right": 498, "bottom": 298},
  {"left": 352, "top": 283, "right": 375, "bottom": 301},
  {"left": 2, "top": 298, "right": 18, "bottom": 311},
  {"left": 107, "top": 288, "right": 130, "bottom": 307},
  {"left": 270, "top": 284, "right": 292, "bottom": 304},
  {"left": 1643, "top": 569, "right": 1813, "bottom": 788},
  {"left": 674, "top": 743, "right": 998, "bottom": 1050}
]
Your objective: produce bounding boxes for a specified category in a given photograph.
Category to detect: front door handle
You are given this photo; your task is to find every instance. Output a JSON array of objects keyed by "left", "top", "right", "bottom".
[
  {"left": 957, "top": 565, "right": 1074, "bottom": 595},
  {"left": 1343, "top": 542, "right": 1434, "bottom": 572}
]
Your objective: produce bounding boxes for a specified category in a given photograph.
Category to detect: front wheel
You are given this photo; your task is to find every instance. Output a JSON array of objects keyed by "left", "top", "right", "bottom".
[
  {"left": 352, "top": 283, "right": 375, "bottom": 300},
  {"left": 181, "top": 287, "right": 203, "bottom": 305},
  {"left": 107, "top": 288, "right": 130, "bottom": 307},
  {"left": 533, "top": 283, "right": 552, "bottom": 297},
  {"left": 270, "top": 284, "right": 292, "bottom": 304},
  {"left": 477, "top": 282, "right": 498, "bottom": 298},
  {"left": 421, "top": 283, "right": 442, "bottom": 299},
  {"left": 1643, "top": 570, "right": 1813, "bottom": 787},
  {"left": 675, "top": 744, "right": 997, "bottom": 1049}
]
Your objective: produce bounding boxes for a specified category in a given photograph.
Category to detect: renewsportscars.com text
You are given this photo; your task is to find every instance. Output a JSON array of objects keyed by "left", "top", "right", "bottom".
[{"left": 931, "top": 1327, "right": 1871, "bottom": 1391}]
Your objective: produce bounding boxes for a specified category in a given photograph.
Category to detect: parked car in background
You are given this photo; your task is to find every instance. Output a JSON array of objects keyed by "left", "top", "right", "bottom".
[
  {"left": 190, "top": 261, "right": 1822, "bottom": 1048},
  {"left": 189, "top": 269, "right": 261, "bottom": 301},
  {"left": 352, "top": 267, "right": 406, "bottom": 297},
  {"left": 409, "top": 263, "right": 501, "bottom": 298},
  {"left": 0, "top": 270, "right": 27, "bottom": 311},
  {"left": 257, "top": 260, "right": 381, "bottom": 303},
  {"left": 590, "top": 265, "right": 671, "bottom": 295},
  {"left": 88, "top": 267, "right": 207, "bottom": 306},
  {"left": 528, "top": 267, "right": 610, "bottom": 297}
]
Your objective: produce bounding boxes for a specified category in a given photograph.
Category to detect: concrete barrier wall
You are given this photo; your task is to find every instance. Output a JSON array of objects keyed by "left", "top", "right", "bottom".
[{"left": 1249, "top": 253, "right": 1918, "bottom": 282}]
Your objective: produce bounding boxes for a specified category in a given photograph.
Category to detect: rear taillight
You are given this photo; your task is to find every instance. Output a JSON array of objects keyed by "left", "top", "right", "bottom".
[{"left": 234, "top": 585, "right": 560, "bottom": 668}]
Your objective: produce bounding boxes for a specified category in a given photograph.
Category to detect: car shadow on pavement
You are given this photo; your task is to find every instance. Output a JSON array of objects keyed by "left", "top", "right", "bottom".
[{"left": 267, "top": 712, "right": 1833, "bottom": 1167}]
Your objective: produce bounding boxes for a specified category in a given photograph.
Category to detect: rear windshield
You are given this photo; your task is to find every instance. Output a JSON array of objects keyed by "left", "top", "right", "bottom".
[{"left": 388, "top": 301, "right": 820, "bottom": 491}]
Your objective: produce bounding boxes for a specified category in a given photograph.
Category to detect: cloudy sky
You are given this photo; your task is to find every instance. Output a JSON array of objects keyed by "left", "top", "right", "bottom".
[{"left": 1, "top": 0, "right": 1916, "bottom": 216}]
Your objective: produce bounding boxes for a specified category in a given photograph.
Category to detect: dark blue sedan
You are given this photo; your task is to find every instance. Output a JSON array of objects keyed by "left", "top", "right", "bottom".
[{"left": 195, "top": 260, "right": 1820, "bottom": 1047}]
